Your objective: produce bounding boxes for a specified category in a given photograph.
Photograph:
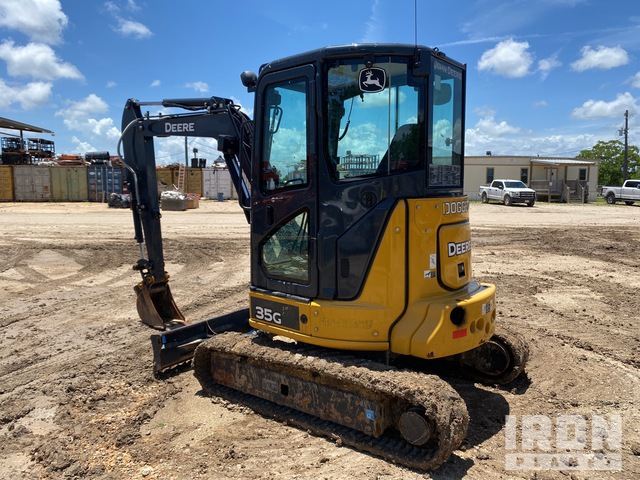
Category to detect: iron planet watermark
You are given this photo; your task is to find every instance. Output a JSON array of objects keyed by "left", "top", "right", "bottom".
[{"left": 505, "top": 414, "right": 622, "bottom": 471}]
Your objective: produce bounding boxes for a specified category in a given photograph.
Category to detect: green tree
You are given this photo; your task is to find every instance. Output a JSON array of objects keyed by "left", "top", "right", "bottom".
[{"left": 577, "top": 140, "right": 640, "bottom": 185}]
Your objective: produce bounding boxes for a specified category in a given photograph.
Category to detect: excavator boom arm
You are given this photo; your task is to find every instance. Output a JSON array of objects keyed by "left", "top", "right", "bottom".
[{"left": 119, "top": 96, "right": 253, "bottom": 328}]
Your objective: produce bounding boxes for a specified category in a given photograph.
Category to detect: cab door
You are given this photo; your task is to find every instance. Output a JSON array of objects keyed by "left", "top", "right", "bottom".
[{"left": 250, "top": 65, "right": 317, "bottom": 299}]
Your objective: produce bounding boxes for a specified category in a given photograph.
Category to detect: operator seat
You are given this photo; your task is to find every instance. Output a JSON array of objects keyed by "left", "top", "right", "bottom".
[{"left": 376, "top": 123, "right": 420, "bottom": 174}]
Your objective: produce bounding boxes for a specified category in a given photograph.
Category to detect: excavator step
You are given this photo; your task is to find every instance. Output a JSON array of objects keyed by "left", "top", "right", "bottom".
[{"left": 193, "top": 331, "right": 469, "bottom": 471}]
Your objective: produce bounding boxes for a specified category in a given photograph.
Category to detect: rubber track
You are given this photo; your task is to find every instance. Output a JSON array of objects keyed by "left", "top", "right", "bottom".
[{"left": 193, "top": 332, "right": 469, "bottom": 471}]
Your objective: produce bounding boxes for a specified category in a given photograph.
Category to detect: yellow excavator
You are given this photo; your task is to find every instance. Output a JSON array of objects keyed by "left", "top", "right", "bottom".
[{"left": 119, "top": 43, "right": 528, "bottom": 470}]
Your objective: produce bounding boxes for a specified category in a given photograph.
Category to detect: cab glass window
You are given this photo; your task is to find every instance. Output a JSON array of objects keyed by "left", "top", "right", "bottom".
[
  {"left": 428, "top": 58, "right": 463, "bottom": 188},
  {"left": 261, "top": 211, "right": 309, "bottom": 283},
  {"left": 261, "top": 78, "right": 308, "bottom": 193},
  {"left": 326, "top": 58, "right": 422, "bottom": 180}
]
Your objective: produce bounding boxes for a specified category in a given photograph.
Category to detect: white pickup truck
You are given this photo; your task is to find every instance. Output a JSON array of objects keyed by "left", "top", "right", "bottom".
[
  {"left": 479, "top": 179, "right": 536, "bottom": 207},
  {"left": 601, "top": 179, "right": 640, "bottom": 205}
]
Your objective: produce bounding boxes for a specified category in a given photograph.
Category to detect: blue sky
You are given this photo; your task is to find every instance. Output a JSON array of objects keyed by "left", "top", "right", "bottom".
[{"left": 0, "top": 0, "right": 638, "bottom": 164}]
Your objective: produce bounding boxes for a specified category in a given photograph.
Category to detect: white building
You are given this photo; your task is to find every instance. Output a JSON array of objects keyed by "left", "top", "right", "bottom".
[{"left": 465, "top": 155, "right": 599, "bottom": 202}]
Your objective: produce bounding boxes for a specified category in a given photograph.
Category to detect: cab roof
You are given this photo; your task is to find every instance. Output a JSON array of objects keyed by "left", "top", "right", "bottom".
[{"left": 258, "top": 43, "right": 465, "bottom": 76}]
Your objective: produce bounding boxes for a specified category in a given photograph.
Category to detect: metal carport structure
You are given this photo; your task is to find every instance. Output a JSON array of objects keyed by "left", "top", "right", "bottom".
[{"left": 0, "top": 117, "right": 55, "bottom": 164}]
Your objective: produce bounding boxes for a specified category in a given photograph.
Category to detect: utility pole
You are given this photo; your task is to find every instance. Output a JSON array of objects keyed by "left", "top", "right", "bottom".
[
  {"left": 621, "top": 110, "right": 629, "bottom": 182},
  {"left": 184, "top": 137, "right": 189, "bottom": 167}
]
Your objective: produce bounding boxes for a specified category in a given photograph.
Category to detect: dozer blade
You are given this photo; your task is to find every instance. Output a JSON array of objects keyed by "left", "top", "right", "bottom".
[
  {"left": 194, "top": 331, "right": 469, "bottom": 471},
  {"left": 135, "top": 281, "right": 185, "bottom": 330},
  {"left": 151, "top": 308, "right": 251, "bottom": 373}
]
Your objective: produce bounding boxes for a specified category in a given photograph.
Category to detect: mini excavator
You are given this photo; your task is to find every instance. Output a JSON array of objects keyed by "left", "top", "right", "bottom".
[{"left": 119, "top": 44, "right": 529, "bottom": 470}]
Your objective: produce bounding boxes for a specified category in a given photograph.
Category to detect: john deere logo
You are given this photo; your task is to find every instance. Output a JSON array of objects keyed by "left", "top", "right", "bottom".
[{"left": 359, "top": 68, "right": 386, "bottom": 93}]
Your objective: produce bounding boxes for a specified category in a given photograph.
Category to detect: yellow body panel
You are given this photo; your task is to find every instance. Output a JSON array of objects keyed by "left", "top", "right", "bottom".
[
  {"left": 250, "top": 196, "right": 496, "bottom": 359},
  {"left": 396, "top": 282, "right": 496, "bottom": 358}
]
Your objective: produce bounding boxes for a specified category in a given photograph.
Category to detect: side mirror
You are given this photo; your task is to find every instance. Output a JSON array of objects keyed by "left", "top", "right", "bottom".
[{"left": 241, "top": 71, "right": 258, "bottom": 92}]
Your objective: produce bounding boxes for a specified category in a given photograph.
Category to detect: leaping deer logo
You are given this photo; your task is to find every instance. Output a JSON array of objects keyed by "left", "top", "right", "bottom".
[
  {"left": 359, "top": 68, "right": 386, "bottom": 93},
  {"left": 363, "top": 70, "right": 383, "bottom": 89}
]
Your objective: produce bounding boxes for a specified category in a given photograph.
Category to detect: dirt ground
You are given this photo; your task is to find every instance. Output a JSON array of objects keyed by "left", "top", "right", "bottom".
[{"left": 0, "top": 199, "right": 638, "bottom": 480}]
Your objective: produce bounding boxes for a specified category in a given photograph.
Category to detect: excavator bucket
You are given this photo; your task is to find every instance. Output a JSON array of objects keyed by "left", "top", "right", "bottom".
[{"left": 135, "top": 281, "right": 185, "bottom": 330}]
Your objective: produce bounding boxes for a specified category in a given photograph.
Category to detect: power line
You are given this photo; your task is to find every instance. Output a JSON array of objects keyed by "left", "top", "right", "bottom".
[
  {"left": 618, "top": 110, "right": 629, "bottom": 181},
  {"left": 154, "top": 151, "right": 185, "bottom": 161}
]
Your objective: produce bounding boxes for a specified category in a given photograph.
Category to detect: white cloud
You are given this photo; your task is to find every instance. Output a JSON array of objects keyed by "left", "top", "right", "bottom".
[
  {"left": 106, "top": 80, "right": 117, "bottom": 88},
  {"left": 17, "top": 81, "right": 54, "bottom": 109},
  {"left": 0, "top": 0, "right": 68, "bottom": 45},
  {"left": 571, "top": 45, "right": 629, "bottom": 72},
  {"left": 537, "top": 55, "right": 562, "bottom": 80},
  {"left": 465, "top": 129, "right": 597, "bottom": 157},
  {"left": 70, "top": 136, "right": 95, "bottom": 154},
  {"left": 56, "top": 94, "right": 108, "bottom": 125},
  {"left": 186, "top": 81, "right": 209, "bottom": 93},
  {"left": 150, "top": 79, "right": 161, "bottom": 87},
  {"left": 0, "top": 81, "right": 15, "bottom": 109},
  {"left": 473, "top": 106, "right": 497, "bottom": 118},
  {"left": 0, "top": 78, "right": 53, "bottom": 109},
  {"left": 103, "top": 2, "right": 119, "bottom": 14},
  {"left": 361, "top": 0, "right": 384, "bottom": 43},
  {"left": 464, "top": 111, "right": 527, "bottom": 155},
  {"left": 0, "top": 41, "right": 83, "bottom": 81},
  {"left": 115, "top": 18, "right": 152, "bottom": 38},
  {"left": 474, "top": 116, "right": 522, "bottom": 136},
  {"left": 125, "top": 0, "right": 141, "bottom": 12},
  {"left": 478, "top": 39, "right": 533, "bottom": 78},
  {"left": 358, "top": 89, "right": 406, "bottom": 109},
  {"left": 630, "top": 72, "right": 640, "bottom": 89},
  {"left": 337, "top": 122, "right": 383, "bottom": 158},
  {"left": 571, "top": 92, "right": 638, "bottom": 119},
  {"left": 87, "top": 117, "right": 120, "bottom": 139},
  {"left": 55, "top": 94, "right": 120, "bottom": 141},
  {"left": 104, "top": 2, "right": 149, "bottom": 38}
]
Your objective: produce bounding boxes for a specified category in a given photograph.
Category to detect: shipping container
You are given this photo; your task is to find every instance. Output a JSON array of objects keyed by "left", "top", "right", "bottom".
[
  {"left": 50, "top": 166, "right": 88, "bottom": 201},
  {"left": 155, "top": 168, "right": 175, "bottom": 194},
  {"left": 156, "top": 167, "right": 203, "bottom": 196},
  {"left": 87, "top": 165, "right": 123, "bottom": 202},
  {"left": 13, "top": 165, "right": 51, "bottom": 201},
  {"left": 185, "top": 167, "right": 203, "bottom": 196},
  {"left": 202, "top": 168, "right": 233, "bottom": 199},
  {"left": 0, "top": 165, "right": 14, "bottom": 201}
]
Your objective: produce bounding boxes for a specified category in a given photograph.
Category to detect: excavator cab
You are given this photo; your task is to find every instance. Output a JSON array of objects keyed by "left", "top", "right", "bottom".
[{"left": 246, "top": 46, "right": 489, "bottom": 362}]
